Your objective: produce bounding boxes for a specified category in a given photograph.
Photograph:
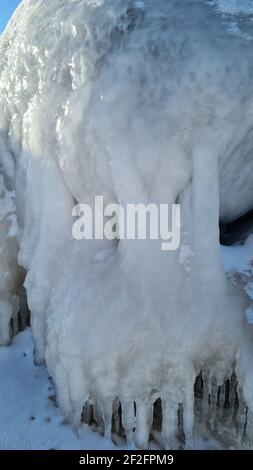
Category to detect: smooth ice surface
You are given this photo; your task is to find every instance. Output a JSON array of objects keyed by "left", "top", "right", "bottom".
[{"left": 0, "top": 0, "right": 253, "bottom": 449}]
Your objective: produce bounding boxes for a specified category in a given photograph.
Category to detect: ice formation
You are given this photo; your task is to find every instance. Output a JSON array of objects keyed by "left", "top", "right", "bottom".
[
  {"left": 0, "top": 167, "right": 25, "bottom": 345},
  {"left": 0, "top": 0, "right": 253, "bottom": 449}
]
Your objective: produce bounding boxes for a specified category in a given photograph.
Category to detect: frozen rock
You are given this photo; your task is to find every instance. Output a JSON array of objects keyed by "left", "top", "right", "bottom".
[{"left": 0, "top": 0, "right": 253, "bottom": 449}]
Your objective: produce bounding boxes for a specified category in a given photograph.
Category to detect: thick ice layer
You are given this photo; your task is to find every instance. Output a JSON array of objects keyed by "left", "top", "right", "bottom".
[
  {"left": 0, "top": 170, "right": 24, "bottom": 344},
  {"left": 0, "top": 0, "right": 253, "bottom": 449}
]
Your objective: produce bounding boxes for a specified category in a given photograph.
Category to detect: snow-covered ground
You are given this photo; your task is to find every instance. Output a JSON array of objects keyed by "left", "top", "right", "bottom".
[
  {"left": 0, "top": 329, "right": 129, "bottom": 450},
  {"left": 0, "top": 236, "right": 252, "bottom": 450}
]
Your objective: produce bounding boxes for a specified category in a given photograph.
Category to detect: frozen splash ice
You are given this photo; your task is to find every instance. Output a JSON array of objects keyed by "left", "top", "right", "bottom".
[
  {"left": 211, "top": 0, "right": 253, "bottom": 16},
  {"left": 209, "top": 0, "right": 253, "bottom": 41},
  {"left": 0, "top": 167, "right": 25, "bottom": 344},
  {"left": 0, "top": 0, "right": 253, "bottom": 449}
]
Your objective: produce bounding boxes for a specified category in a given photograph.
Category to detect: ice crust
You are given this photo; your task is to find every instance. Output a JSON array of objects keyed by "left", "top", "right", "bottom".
[{"left": 0, "top": 0, "right": 253, "bottom": 449}]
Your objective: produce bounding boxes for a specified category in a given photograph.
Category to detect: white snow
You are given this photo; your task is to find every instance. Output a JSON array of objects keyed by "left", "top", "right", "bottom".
[
  {"left": 0, "top": 0, "right": 253, "bottom": 450},
  {"left": 0, "top": 329, "right": 127, "bottom": 450}
]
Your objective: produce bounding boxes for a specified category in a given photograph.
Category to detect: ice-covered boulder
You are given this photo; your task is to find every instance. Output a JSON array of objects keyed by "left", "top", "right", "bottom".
[{"left": 0, "top": 0, "right": 253, "bottom": 448}]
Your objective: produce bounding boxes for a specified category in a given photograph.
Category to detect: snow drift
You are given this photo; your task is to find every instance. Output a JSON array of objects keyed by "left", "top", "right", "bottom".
[{"left": 0, "top": 0, "right": 253, "bottom": 449}]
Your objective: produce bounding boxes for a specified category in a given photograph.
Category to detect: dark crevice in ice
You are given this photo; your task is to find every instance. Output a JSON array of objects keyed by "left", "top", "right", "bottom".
[{"left": 220, "top": 209, "right": 253, "bottom": 246}]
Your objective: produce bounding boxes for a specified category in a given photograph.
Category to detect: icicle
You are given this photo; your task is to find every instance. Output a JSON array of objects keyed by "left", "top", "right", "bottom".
[
  {"left": 134, "top": 399, "right": 153, "bottom": 449},
  {"left": 0, "top": 300, "right": 12, "bottom": 346},
  {"left": 121, "top": 400, "right": 136, "bottom": 443},
  {"left": 161, "top": 398, "right": 179, "bottom": 450},
  {"left": 54, "top": 367, "right": 73, "bottom": 423},
  {"left": 100, "top": 399, "right": 113, "bottom": 439},
  {"left": 181, "top": 368, "right": 196, "bottom": 449},
  {"left": 30, "top": 311, "right": 46, "bottom": 365},
  {"left": 209, "top": 378, "right": 219, "bottom": 432},
  {"left": 93, "top": 398, "right": 104, "bottom": 431},
  {"left": 66, "top": 370, "right": 89, "bottom": 429},
  {"left": 201, "top": 371, "right": 211, "bottom": 437},
  {"left": 183, "top": 394, "right": 195, "bottom": 448}
]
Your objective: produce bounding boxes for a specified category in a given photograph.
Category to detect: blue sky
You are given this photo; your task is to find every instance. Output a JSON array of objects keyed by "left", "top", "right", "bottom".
[{"left": 0, "top": 0, "right": 21, "bottom": 32}]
